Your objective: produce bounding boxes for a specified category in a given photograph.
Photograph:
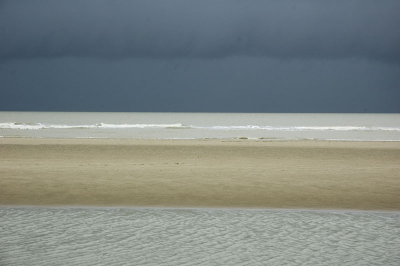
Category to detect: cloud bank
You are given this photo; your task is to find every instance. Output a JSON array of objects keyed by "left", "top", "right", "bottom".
[{"left": 1, "top": 0, "right": 400, "bottom": 63}]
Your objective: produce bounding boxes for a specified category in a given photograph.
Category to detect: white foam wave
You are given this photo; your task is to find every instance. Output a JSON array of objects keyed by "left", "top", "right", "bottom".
[
  {"left": 1, "top": 122, "right": 399, "bottom": 132},
  {"left": 0, "top": 122, "right": 183, "bottom": 130},
  {"left": 193, "top": 125, "right": 400, "bottom": 132},
  {"left": 98, "top": 123, "right": 183, "bottom": 129}
]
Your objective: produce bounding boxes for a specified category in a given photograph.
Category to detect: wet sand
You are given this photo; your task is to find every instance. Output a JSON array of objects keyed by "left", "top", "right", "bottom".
[{"left": 0, "top": 138, "right": 399, "bottom": 210}]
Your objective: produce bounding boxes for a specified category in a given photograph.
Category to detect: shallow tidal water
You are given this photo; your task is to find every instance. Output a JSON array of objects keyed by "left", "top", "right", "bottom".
[{"left": 1, "top": 207, "right": 399, "bottom": 266}]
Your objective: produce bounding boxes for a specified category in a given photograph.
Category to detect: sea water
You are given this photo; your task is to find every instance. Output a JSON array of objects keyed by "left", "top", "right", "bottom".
[
  {"left": 1, "top": 207, "right": 399, "bottom": 266},
  {"left": 1, "top": 112, "right": 399, "bottom": 141},
  {"left": 1, "top": 112, "right": 399, "bottom": 265}
]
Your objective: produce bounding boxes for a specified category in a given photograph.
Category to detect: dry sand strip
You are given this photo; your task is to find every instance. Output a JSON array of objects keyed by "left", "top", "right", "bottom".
[{"left": 0, "top": 138, "right": 399, "bottom": 210}]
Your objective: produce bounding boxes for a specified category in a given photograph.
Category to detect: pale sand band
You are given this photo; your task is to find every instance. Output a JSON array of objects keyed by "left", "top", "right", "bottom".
[{"left": 1, "top": 138, "right": 399, "bottom": 210}]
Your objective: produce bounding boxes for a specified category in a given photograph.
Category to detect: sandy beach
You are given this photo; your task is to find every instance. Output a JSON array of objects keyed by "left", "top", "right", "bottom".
[{"left": 0, "top": 138, "right": 399, "bottom": 210}]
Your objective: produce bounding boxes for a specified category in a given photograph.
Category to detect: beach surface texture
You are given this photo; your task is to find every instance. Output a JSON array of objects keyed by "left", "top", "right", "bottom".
[{"left": 1, "top": 138, "right": 399, "bottom": 210}]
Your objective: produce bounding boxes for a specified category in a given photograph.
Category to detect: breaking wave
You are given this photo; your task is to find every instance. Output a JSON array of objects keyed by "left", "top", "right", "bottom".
[
  {"left": 1, "top": 122, "right": 399, "bottom": 132},
  {"left": 0, "top": 122, "right": 184, "bottom": 130},
  {"left": 193, "top": 125, "right": 400, "bottom": 131}
]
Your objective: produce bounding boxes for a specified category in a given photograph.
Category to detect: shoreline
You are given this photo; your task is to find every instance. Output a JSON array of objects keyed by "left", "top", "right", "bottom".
[
  {"left": 1, "top": 138, "right": 399, "bottom": 211},
  {"left": 2, "top": 205, "right": 400, "bottom": 214},
  {"left": 1, "top": 136, "right": 399, "bottom": 146}
]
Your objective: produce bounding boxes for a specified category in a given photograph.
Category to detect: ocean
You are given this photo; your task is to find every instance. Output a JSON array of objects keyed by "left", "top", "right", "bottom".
[
  {"left": 1, "top": 112, "right": 400, "bottom": 141},
  {"left": 1, "top": 112, "right": 399, "bottom": 265}
]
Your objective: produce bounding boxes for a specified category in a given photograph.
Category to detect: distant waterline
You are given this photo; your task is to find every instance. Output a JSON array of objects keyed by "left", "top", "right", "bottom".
[{"left": 0, "top": 112, "right": 399, "bottom": 141}]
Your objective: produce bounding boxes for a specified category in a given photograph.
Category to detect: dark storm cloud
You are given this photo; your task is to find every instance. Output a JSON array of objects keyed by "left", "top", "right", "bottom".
[{"left": 1, "top": 0, "right": 399, "bottom": 63}]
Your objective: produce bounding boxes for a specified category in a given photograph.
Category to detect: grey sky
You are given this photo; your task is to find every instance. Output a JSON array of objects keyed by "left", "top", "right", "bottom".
[{"left": 1, "top": 0, "right": 399, "bottom": 112}]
